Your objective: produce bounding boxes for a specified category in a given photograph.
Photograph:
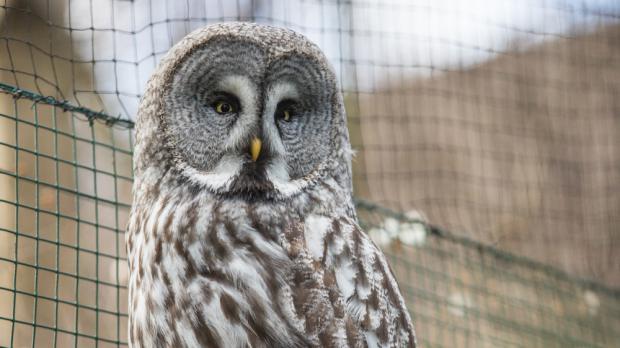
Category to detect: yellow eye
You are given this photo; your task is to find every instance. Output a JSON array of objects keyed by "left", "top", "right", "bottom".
[
  {"left": 282, "top": 109, "right": 291, "bottom": 122},
  {"left": 214, "top": 101, "right": 235, "bottom": 114}
]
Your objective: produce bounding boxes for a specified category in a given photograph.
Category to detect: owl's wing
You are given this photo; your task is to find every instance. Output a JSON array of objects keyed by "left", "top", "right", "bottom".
[{"left": 283, "top": 215, "right": 416, "bottom": 347}]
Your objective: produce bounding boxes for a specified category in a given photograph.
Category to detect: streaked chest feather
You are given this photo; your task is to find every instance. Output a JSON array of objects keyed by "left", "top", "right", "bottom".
[{"left": 127, "top": 183, "right": 415, "bottom": 347}]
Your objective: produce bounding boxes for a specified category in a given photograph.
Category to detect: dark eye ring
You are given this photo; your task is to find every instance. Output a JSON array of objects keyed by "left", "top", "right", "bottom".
[
  {"left": 210, "top": 92, "right": 240, "bottom": 115},
  {"left": 276, "top": 100, "right": 297, "bottom": 122}
]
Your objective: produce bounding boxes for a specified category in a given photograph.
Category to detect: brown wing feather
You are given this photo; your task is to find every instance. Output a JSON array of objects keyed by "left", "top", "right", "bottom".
[{"left": 280, "top": 215, "right": 416, "bottom": 347}]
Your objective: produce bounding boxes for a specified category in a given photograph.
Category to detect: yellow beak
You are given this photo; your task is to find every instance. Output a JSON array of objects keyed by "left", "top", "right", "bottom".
[{"left": 250, "top": 137, "right": 262, "bottom": 162}]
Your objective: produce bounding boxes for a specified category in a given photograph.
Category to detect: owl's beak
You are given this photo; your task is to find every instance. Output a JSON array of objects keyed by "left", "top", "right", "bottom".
[{"left": 250, "top": 137, "right": 262, "bottom": 162}]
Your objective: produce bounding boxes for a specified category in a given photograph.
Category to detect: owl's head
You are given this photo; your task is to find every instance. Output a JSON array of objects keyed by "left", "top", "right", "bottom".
[{"left": 135, "top": 22, "right": 352, "bottom": 200}]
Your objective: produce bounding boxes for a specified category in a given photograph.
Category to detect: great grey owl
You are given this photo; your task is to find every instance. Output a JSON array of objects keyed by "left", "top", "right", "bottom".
[{"left": 126, "top": 22, "right": 416, "bottom": 347}]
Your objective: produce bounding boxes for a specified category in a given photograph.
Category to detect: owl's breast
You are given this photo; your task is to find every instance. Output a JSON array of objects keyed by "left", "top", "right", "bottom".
[{"left": 127, "top": 196, "right": 309, "bottom": 347}]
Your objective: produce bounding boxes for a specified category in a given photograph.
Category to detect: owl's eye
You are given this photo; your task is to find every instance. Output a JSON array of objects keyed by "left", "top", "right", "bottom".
[
  {"left": 280, "top": 109, "right": 292, "bottom": 122},
  {"left": 210, "top": 92, "right": 240, "bottom": 115},
  {"left": 275, "top": 100, "right": 297, "bottom": 122},
  {"left": 214, "top": 101, "right": 234, "bottom": 114}
]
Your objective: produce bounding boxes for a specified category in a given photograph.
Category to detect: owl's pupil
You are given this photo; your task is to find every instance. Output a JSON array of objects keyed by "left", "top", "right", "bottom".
[{"left": 214, "top": 101, "right": 233, "bottom": 114}]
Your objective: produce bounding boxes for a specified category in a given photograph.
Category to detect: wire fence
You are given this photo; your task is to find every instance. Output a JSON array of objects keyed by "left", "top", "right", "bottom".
[
  {"left": 1, "top": 0, "right": 619, "bottom": 288},
  {"left": 0, "top": 86, "right": 619, "bottom": 347},
  {"left": 0, "top": 89, "right": 133, "bottom": 347},
  {"left": 1, "top": 0, "right": 620, "bottom": 347}
]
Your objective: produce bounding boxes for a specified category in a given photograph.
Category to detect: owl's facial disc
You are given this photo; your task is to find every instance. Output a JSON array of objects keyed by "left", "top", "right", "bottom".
[{"left": 164, "top": 40, "right": 334, "bottom": 199}]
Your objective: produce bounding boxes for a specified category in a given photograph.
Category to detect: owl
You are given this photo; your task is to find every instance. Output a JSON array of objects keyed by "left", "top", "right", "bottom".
[{"left": 126, "top": 22, "right": 416, "bottom": 348}]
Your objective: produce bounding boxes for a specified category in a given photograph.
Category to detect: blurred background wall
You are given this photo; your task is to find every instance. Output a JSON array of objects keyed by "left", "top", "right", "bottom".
[{"left": 353, "top": 23, "right": 620, "bottom": 286}]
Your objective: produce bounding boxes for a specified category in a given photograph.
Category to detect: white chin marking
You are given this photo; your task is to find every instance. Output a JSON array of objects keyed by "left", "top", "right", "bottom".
[
  {"left": 265, "top": 159, "right": 309, "bottom": 197},
  {"left": 182, "top": 156, "right": 308, "bottom": 197},
  {"left": 184, "top": 155, "right": 312, "bottom": 198},
  {"left": 183, "top": 155, "right": 243, "bottom": 191}
]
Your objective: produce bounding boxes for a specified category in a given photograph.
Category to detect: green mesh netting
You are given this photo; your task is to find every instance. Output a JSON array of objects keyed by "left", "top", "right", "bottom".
[
  {"left": 0, "top": 85, "right": 618, "bottom": 348},
  {"left": 0, "top": 85, "right": 133, "bottom": 347},
  {"left": 1, "top": 0, "right": 620, "bottom": 287},
  {"left": 1, "top": 0, "right": 620, "bottom": 347}
]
